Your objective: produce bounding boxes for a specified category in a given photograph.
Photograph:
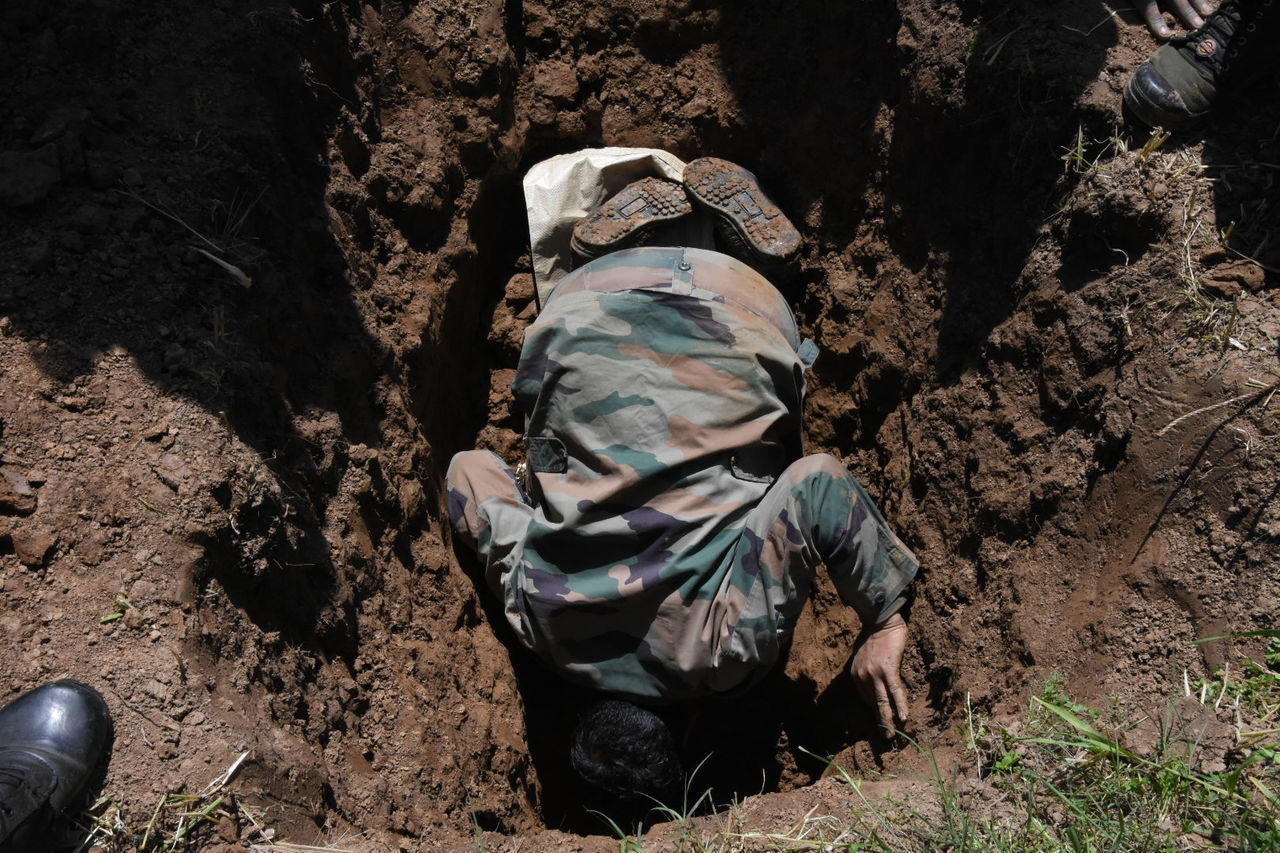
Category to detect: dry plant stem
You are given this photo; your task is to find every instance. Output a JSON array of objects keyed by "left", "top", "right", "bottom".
[
  {"left": 1157, "top": 379, "right": 1280, "bottom": 437},
  {"left": 203, "top": 749, "right": 250, "bottom": 795},
  {"left": 119, "top": 189, "right": 253, "bottom": 287},
  {"left": 1227, "top": 244, "right": 1280, "bottom": 275},
  {"left": 118, "top": 190, "right": 225, "bottom": 256},
  {"left": 1062, "top": 5, "right": 1121, "bottom": 37},
  {"left": 249, "top": 844, "right": 365, "bottom": 852},
  {"left": 194, "top": 247, "right": 253, "bottom": 288}
]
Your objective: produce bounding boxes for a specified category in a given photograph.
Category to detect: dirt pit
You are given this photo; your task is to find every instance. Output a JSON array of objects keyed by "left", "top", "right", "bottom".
[{"left": 1, "top": 0, "right": 1278, "bottom": 849}]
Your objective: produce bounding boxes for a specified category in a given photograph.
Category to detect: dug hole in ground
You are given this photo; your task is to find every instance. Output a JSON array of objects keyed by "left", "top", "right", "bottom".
[{"left": 0, "top": 0, "right": 1277, "bottom": 849}]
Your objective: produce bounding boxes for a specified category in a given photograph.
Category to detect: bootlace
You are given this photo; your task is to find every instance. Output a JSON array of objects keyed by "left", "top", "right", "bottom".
[{"left": 1172, "top": 1, "right": 1244, "bottom": 73}]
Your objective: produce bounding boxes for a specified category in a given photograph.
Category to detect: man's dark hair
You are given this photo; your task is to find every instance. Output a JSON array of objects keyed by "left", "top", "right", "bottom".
[{"left": 570, "top": 699, "right": 682, "bottom": 801}]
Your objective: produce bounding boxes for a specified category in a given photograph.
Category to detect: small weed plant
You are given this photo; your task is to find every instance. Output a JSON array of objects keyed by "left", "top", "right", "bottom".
[
  {"left": 71, "top": 751, "right": 370, "bottom": 851},
  {"left": 968, "top": 666, "right": 1280, "bottom": 852}
]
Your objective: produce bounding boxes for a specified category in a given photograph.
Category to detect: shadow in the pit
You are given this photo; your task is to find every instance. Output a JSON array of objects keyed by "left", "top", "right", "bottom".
[
  {"left": 524, "top": 659, "right": 889, "bottom": 834},
  {"left": 713, "top": 1, "right": 1126, "bottom": 380},
  {"left": 405, "top": 166, "right": 531, "bottom": 471},
  {"left": 707, "top": 0, "right": 899, "bottom": 259},
  {"left": 450, "top": 543, "right": 599, "bottom": 833},
  {"left": 1199, "top": 76, "right": 1280, "bottom": 292},
  {"left": 679, "top": 661, "right": 891, "bottom": 805},
  {"left": 882, "top": 1, "right": 1125, "bottom": 380},
  {"left": 0, "top": 0, "right": 376, "bottom": 656}
]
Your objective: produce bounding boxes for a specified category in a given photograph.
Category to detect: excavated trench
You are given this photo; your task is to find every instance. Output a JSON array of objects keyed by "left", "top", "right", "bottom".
[
  {"left": 5, "top": 0, "right": 1275, "bottom": 847},
  {"left": 190, "top": 0, "right": 1278, "bottom": 842},
  {"left": 209, "top": 0, "right": 1186, "bottom": 836}
]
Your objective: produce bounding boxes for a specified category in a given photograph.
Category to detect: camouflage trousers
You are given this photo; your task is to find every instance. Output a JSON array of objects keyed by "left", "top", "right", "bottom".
[{"left": 447, "top": 450, "right": 915, "bottom": 685}]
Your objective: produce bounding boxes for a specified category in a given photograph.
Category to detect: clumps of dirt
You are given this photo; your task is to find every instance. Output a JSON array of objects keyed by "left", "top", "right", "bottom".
[
  {"left": 1057, "top": 165, "right": 1174, "bottom": 290},
  {"left": 1, "top": 0, "right": 1278, "bottom": 848}
]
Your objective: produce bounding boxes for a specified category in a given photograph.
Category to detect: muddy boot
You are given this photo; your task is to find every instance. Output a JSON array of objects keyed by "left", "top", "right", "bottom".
[
  {"left": 570, "top": 177, "right": 694, "bottom": 264},
  {"left": 0, "top": 680, "right": 112, "bottom": 853},
  {"left": 1124, "top": 0, "right": 1278, "bottom": 129},
  {"left": 682, "top": 157, "right": 801, "bottom": 273}
]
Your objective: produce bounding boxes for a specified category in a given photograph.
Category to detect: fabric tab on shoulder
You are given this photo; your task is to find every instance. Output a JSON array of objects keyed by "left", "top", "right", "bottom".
[{"left": 797, "top": 338, "right": 819, "bottom": 369}]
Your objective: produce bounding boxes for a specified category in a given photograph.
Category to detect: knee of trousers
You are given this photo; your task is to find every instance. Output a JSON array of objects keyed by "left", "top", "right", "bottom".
[
  {"left": 781, "top": 452, "right": 849, "bottom": 482},
  {"left": 446, "top": 450, "right": 506, "bottom": 496}
]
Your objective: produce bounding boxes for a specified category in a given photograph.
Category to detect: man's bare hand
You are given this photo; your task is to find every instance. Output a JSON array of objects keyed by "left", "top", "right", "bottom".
[
  {"left": 851, "top": 611, "right": 909, "bottom": 735},
  {"left": 1140, "top": 0, "right": 1217, "bottom": 38}
]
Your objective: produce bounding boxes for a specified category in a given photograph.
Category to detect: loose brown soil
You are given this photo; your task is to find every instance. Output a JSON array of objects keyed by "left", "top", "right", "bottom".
[{"left": 1, "top": 0, "right": 1277, "bottom": 849}]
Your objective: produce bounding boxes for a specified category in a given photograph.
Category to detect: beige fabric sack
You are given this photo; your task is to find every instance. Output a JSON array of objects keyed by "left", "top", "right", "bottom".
[{"left": 524, "top": 147, "right": 713, "bottom": 306}]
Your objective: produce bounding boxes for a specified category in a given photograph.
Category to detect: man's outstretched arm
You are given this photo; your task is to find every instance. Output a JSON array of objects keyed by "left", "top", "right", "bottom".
[
  {"left": 733, "top": 453, "right": 918, "bottom": 728},
  {"left": 779, "top": 454, "right": 919, "bottom": 733}
]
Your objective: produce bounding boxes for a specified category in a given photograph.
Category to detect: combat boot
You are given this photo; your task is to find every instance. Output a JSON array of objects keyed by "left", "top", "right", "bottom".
[
  {"left": 682, "top": 157, "right": 801, "bottom": 273},
  {"left": 1125, "top": 0, "right": 1278, "bottom": 129},
  {"left": 570, "top": 177, "right": 694, "bottom": 263},
  {"left": 0, "top": 680, "right": 112, "bottom": 852}
]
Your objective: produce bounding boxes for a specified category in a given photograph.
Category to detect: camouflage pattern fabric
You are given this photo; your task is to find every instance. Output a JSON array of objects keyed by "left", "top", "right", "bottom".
[{"left": 447, "top": 247, "right": 918, "bottom": 702}]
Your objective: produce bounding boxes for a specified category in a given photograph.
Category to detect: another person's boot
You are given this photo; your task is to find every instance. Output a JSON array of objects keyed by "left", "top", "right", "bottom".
[
  {"left": 1125, "top": 0, "right": 1278, "bottom": 129},
  {"left": 570, "top": 177, "right": 694, "bottom": 263},
  {"left": 0, "top": 680, "right": 112, "bottom": 852},
  {"left": 682, "top": 157, "right": 801, "bottom": 273}
]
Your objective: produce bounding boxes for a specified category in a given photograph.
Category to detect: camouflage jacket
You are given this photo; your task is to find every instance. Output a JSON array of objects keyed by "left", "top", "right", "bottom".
[{"left": 447, "top": 247, "right": 918, "bottom": 702}]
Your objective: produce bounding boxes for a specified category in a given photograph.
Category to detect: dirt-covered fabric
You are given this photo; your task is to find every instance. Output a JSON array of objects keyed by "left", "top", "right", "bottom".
[{"left": 447, "top": 247, "right": 918, "bottom": 701}]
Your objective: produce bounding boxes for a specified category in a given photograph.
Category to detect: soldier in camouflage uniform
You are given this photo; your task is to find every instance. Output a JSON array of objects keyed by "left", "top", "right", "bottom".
[{"left": 447, "top": 158, "right": 919, "bottom": 802}]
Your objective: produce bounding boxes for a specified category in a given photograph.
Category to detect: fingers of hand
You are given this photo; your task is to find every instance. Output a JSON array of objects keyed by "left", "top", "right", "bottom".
[
  {"left": 1142, "top": 1, "right": 1175, "bottom": 37},
  {"left": 855, "top": 616, "right": 910, "bottom": 734},
  {"left": 1168, "top": 0, "right": 1206, "bottom": 27},
  {"left": 873, "top": 677, "right": 895, "bottom": 733},
  {"left": 888, "top": 671, "right": 910, "bottom": 724},
  {"left": 1191, "top": 0, "right": 1218, "bottom": 16}
]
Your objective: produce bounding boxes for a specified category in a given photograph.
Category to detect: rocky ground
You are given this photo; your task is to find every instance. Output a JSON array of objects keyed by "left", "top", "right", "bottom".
[{"left": 0, "top": 0, "right": 1277, "bottom": 849}]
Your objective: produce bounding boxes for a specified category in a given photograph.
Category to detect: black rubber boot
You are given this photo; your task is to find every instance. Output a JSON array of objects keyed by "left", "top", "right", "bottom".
[
  {"left": 1125, "top": 0, "right": 1278, "bottom": 129},
  {"left": 0, "top": 680, "right": 112, "bottom": 853}
]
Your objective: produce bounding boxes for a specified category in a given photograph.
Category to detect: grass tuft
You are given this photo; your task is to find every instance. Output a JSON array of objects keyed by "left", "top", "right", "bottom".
[
  {"left": 71, "top": 750, "right": 361, "bottom": 852},
  {"left": 642, "top": 645, "right": 1280, "bottom": 852}
]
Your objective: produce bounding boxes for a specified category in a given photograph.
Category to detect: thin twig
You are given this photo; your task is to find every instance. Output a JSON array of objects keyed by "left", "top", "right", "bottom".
[
  {"left": 106, "top": 687, "right": 182, "bottom": 731},
  {"left": 201, "top": 750, "right": 250, "bottom": 796},
  {"left": 1062, "top": 4, "right": 1119, "bottom": 36},
  {"left": 1156, "top": 380, "right": 1280, "bottom": 436}
]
